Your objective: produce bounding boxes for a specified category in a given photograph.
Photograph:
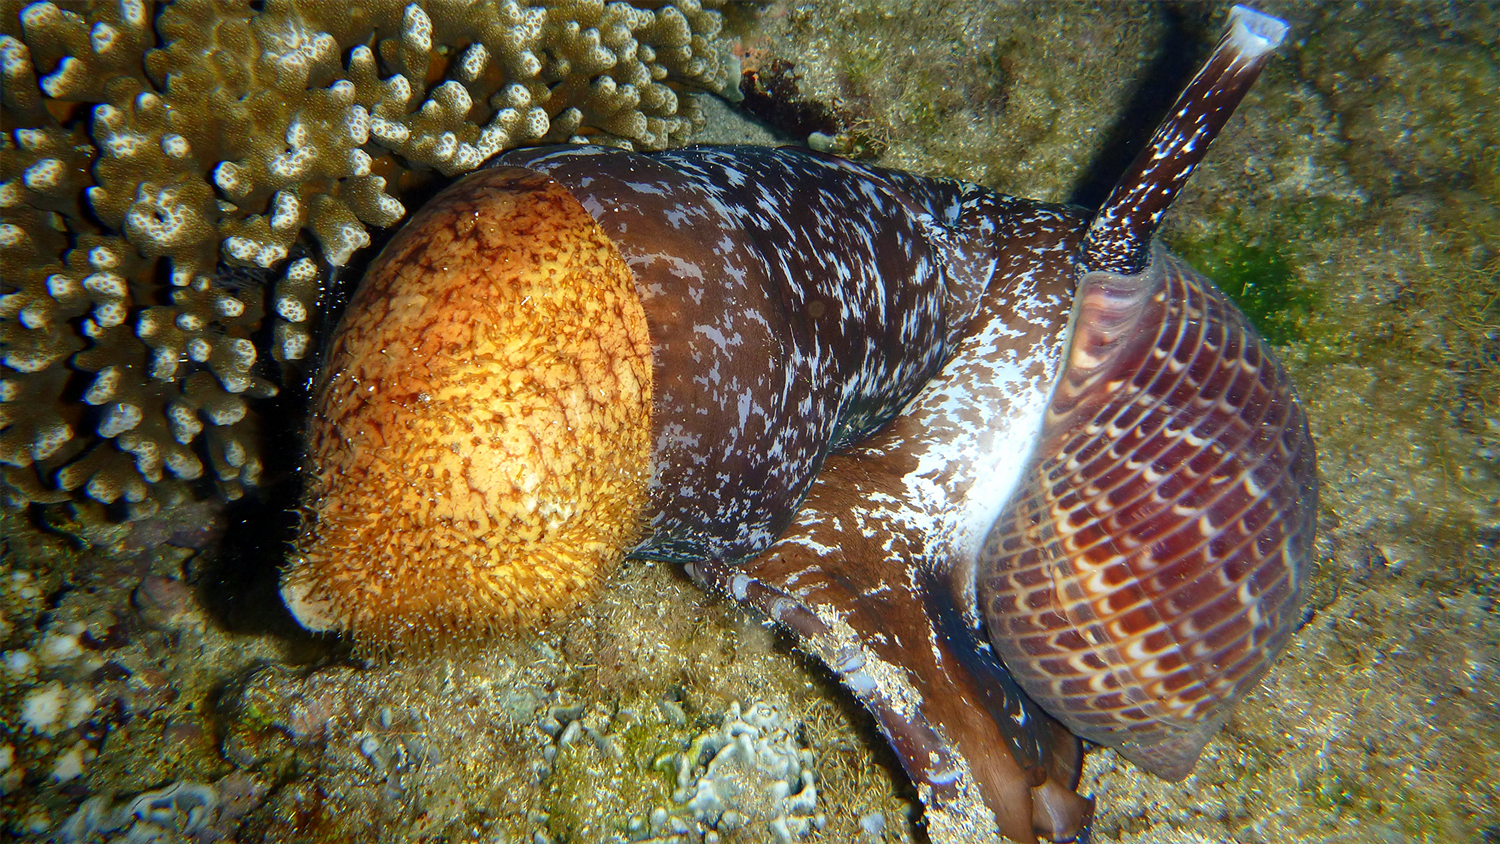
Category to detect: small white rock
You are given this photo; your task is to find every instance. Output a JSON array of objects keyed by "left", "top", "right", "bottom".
[
  {"left": 2, "top": 649, "right": 34, "bottom": 677},
  {"left": 49, "top": 740, "right": 94, "bottom": 782},
  {"left": 37, "top": 630, "right": 83, "bottom": 666},
  {"left": 64, "top": 690, "right": 98, "bottom": 730},
  {"left": 20, "top": 681, "right": 67, "bottom": 734},
  {"left": 20, "top": 808, "right": 50, "bottom": 834}
]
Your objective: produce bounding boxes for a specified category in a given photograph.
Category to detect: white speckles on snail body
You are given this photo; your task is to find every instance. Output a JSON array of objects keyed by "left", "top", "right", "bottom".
[{"left": 499, "top": 144, "right": 992, "bottom": 564}]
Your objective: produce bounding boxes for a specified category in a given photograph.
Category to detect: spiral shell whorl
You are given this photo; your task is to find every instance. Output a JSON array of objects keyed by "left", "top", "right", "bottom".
[{"left": 979, "top": 249, "right": 1316, "bottom": 780}]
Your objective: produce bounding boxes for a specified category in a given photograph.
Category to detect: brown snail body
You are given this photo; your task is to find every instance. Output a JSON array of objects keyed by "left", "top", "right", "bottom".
[
  {"left": 284, "top": 143, "right": 990, "bottom": 642},
  {"left": 283, "top": 6, "right": 1313, "bottom": 841},
  {"left": 685, "top": 6, "right": 1311, "bottom": 841}
]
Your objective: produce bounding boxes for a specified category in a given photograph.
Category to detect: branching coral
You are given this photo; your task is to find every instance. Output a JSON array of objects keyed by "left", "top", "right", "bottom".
[{"left": 0, "top": 0, "right": 734, "bottom": 519}]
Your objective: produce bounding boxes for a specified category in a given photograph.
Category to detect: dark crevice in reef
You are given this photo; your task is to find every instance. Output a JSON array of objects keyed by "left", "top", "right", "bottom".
[
  {"left": 1068, "top": 3, "right": 1216, "bottom": 211},
  {"left": 189, "top": 171, "right": 457, "bottom": 658},
  {"left": 736, "top": 58, "right": 842, "bottom": 143},
  {"left": 194, "top": 466, "right": 302, "bottom": 641},
  {"left": 192, "top": 382, "right": 318, "bottom": 654}
]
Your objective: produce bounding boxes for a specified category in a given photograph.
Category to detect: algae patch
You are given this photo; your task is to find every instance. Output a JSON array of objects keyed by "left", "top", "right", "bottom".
[{"left": 1172, "top": 228, "right": 1317, "bottom": 348}]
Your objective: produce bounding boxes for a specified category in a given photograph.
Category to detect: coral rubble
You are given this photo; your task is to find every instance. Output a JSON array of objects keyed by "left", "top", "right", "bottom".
[
  {"left": 55, "top": 775, "right": 269, "bottom": 843},
  {"left": 1, "top": 0, "right": 733, "bottom": 519},
  {"left": 541, "top": 698, "right": 824, "bottom": 843}
]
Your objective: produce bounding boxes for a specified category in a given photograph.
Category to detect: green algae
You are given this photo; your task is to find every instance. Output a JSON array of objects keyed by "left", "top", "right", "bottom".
[
  {"left": 540, "top": 702, "right": 681, "bottom": 841},
  {"left": 1167, "top": 202, "right": 1351, "bottom": 350},
  {"left": 1300, "top": 763, "right": 1466, "bottom": 840},
  {"left": 1177, "top": 234, "right": 1310, "bottom": 346}
]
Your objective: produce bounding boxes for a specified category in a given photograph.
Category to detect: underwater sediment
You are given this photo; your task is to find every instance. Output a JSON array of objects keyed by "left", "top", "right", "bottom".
[{"left": 2, "top": 1, "right": 1497, "bottom": 843}]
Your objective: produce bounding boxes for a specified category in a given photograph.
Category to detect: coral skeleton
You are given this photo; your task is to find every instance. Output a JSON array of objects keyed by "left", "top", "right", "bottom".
[
  {"left": 0, "top": 0, "right": 733, "bottom": 518},
  {"left": 55, "top": 779, "right": 230, "bottom": 842},
  {"left": 541, "top": 699, "right": 825, "bottom": 843}
]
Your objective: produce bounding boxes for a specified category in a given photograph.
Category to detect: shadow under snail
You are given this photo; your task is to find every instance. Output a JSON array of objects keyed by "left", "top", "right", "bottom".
[{"left": 280, "top": 6, "right": 1316, "bottom": 842}]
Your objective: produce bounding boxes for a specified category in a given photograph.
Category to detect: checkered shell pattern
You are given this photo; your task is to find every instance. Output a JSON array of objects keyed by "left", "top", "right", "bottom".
[{"left": 978, "top": 251, "right": 1317, "bottom": 780}]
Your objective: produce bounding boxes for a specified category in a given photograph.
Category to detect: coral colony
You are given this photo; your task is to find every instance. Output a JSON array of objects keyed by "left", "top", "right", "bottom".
[{"left": 0, "top": 0, "right": 734, "bottom": 519}]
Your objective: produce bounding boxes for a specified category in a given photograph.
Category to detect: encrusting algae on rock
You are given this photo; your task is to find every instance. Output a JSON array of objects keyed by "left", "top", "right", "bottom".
[
  {"left": 0, "top": 0, "right": 734, "bottom": 522},
  {"left": 282, "top": 167, "right": 655, "bottom": 645}
]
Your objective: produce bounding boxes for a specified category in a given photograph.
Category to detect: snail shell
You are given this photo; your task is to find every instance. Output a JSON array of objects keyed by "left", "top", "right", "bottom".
[
  {"left": 975, "top": 4, "right": 1314, "bottom": 781},
  {"left": 977, "top": 247, "right": 1316, "bottom": 780}
]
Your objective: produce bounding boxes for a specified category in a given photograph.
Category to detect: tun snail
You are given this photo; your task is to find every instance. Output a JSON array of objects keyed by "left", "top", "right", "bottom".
[{"left": 281, "top": 7, "right": 1315, "bottom": 842}]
